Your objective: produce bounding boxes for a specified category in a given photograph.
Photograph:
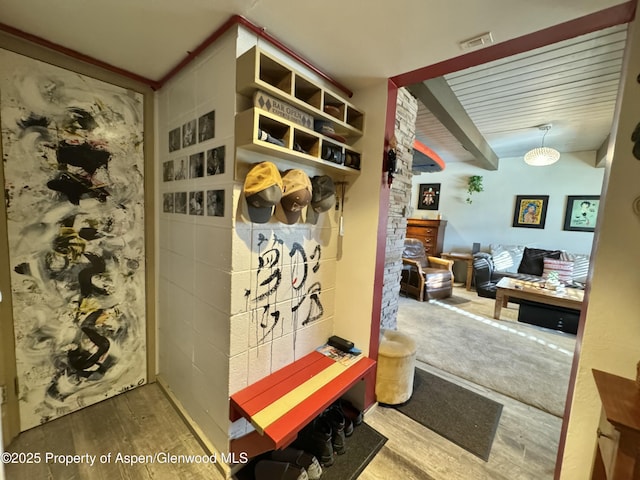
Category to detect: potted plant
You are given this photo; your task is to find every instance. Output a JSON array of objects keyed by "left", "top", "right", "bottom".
[{"left": 466, "top": 175, "right": 484, "bottom": 204}]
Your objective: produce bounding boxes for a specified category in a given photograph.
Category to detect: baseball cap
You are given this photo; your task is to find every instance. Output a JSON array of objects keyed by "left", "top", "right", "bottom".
[
  {"left": 275, "top": 169, "right": 312, "bottom": 224},
  {"left": 306, "top": 175, "right": 336, "bottom": 224},
  {"left": 314, "top": 119, "right": 346, "bottom": 143},
  {"left": 243, "top": 162, "right": 283, "bottom": 223}
]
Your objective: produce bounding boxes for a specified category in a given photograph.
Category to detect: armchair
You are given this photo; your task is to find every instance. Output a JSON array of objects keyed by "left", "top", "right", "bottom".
[{"left": 400, "top": 238, "right": 453, "bottom": 301}]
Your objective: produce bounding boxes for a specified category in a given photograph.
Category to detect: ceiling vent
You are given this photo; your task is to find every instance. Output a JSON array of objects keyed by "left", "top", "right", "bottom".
[{"left": 459, "top": 32, "right": 494, "bottom": 51}]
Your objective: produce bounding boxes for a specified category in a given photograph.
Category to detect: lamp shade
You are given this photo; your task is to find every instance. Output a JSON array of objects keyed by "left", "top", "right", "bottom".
[{"left": 524, "top": 146, "right": 560, "bottom": 166}]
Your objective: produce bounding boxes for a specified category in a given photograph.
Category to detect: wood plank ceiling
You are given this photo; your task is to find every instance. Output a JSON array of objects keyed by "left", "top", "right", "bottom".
[{"left": 413, "top": 23, "right": 627, "bottom": 169}]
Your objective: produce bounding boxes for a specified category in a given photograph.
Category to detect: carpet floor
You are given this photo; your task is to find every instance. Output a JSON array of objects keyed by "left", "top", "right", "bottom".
[
  {"left": 397, "top": 289, "right": 576, "bottom": 417},
  {"left": 389, "top": 368, "right": 503, "bottom": 461}
]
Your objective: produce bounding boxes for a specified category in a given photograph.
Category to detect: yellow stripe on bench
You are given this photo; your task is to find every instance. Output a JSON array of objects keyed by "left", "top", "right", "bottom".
[{"left": 251, "top": 362, "right": 347, "bottom": 434}]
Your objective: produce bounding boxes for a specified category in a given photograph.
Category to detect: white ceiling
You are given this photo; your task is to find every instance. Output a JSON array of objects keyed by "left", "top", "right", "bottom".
[
  {"left": 414, "top": 24, "right": 627, "bottom": 166},
  {"left": 0, "top": 0, "right": 631, "bottom": 167}
]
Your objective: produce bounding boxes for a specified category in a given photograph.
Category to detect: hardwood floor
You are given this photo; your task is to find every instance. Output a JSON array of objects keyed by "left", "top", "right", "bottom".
[
  {"left": 360, "top": 361, "right": 561, "bottom": 480},
  {"left": 6, "top": 287, "right": 563, "bottom": 479},
  {"left": 5, "top": 383, "right": 225, "bottom": 480}
]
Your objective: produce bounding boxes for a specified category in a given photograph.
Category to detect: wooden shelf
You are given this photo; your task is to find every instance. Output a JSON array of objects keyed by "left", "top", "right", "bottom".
[
  {"left": 235, "top": 108, "right": 361, "bottom": 176},
  {"left": 237, "top": 46, "right": 364, "bottom": 139}
]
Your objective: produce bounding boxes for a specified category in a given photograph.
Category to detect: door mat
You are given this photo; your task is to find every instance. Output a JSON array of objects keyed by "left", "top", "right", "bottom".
[
  {"left": 390, "top": 368, "right": 502, "bottom": 461},
  {"left": 322, "top": 422, "right": 387, "bottom": 480},
  {"left": 234, "top": 422, "right": 387, "bottom": 480}
]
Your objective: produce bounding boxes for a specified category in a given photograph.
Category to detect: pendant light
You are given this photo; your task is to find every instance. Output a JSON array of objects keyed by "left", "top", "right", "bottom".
[{"left": 524, "top": 124, "right": 560, "bottom": 166}]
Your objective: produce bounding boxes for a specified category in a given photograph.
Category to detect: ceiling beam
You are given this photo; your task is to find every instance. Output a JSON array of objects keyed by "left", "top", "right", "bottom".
[
  {"left": 595, "top": 134, "right": 609, "bottom": 168},
  {"left": 407, "top": 79, "right": 499, "bottom": 170}
]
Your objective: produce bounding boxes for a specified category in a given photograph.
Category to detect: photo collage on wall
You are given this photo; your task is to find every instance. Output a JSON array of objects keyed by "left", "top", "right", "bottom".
[{"left": 164, "top": 110, "right": 225, "bottom": 217}]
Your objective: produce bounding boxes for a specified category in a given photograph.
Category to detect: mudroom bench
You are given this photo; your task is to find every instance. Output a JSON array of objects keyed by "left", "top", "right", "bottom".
[{"left": 229, "top": 350, "right": 376, "bottom": 459}]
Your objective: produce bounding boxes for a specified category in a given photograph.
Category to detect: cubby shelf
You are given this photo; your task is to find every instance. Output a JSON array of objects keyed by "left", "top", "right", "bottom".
[
  {"left": 235, "top": 108, "right": 361, "bottom": 176},
  {"left": 237, "top": 46, "right": 365, "bottom": 140}
]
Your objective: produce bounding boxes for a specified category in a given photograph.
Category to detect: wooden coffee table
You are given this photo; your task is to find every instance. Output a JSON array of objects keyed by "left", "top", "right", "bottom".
[{"left": 494, "top": 277, "right": 584, "bottom": 320}]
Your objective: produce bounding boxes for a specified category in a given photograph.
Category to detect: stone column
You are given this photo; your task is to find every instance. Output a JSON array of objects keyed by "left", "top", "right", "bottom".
[{"left": 380, "top": 88, "right": 417, "bottom": 330}]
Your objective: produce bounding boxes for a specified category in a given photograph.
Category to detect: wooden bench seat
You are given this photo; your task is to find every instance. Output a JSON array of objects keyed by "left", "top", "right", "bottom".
[{"left": 229, "top": 350, "right": 376, "bottom": 459}]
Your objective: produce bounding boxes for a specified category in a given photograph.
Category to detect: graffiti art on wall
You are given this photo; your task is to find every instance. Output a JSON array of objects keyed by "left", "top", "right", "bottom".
[
  {"left": 0, "top": 49, "right": 147, "bottom": 430},
  {"left": 247, "top": 233, "right": 325, "bottom": 350}
]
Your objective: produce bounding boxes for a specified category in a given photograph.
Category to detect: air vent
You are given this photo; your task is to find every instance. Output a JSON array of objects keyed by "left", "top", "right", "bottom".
[{"left": 459, "top": 32, "right": 494, "bottom": 51}]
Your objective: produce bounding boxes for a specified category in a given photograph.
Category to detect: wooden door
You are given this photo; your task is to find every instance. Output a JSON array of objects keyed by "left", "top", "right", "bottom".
[{"left": 0, "top": 50, "right": 148, "bottom": 431}]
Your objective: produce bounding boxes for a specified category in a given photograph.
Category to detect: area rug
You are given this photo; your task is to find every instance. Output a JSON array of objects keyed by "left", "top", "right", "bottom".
[
  {"left": 234, "top": 423, "right": 386, "bottom": 480},
  {"left": 397, "top": 293, "right": 575, "bottom": 417},
  {"left": 390, "top": 368, "right": 503, "bottom": 461}
]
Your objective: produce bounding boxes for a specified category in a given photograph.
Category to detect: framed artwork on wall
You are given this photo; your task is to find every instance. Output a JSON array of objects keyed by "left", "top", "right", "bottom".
[
  {"left": 417, "top": 183, "right": 441, "bottom": 210},
  {"left": 563, "top": 195, "right": 600, "bottom": 232},
  {"left": 512, "top": 195, "right": 549, "bottom": 229}
]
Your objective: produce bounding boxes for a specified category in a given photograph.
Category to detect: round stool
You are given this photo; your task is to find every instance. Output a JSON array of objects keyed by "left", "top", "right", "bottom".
[{"left": 375, "top": 329, "right": 417, "bottom": 405}]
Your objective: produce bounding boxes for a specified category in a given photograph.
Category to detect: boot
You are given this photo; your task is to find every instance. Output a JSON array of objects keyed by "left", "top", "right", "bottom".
[
  {"left": 322, "top": 406, "right": 346, "bottom": 455},
  {"left": 295, "top": 417, "right": 334, "bottom": 467}
]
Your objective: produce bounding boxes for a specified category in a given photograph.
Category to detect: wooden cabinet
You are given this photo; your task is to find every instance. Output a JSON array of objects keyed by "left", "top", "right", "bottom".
[
  {"left": 235, "top": 46, "right": 364, "bottom": 177},
  {"left": 406, "top": 218, "right": 446, "bottom": 256},
  {"left": 591, "top": 369, "right": 640, "bottom": 480}
]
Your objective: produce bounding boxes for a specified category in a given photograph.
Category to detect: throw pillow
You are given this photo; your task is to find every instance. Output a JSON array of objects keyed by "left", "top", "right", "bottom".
[
  {"left": 543, "top": 258, "right": 574, "bottom": 283},
  {"left": 490, "top": 244, "right": 525, "bottom": 273},
  {"left": 560, "top": 251, "right": 590, "bottom": 283},
  {"left": 518, "top": 247, "right": 562, "bottom": 276}
]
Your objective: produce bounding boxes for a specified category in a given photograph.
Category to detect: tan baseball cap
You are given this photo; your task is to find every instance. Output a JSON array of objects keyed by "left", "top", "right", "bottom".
[
  {"left": 243, "top": 162, "right": 283, "bottom": 223},
  {"left": 276, "top": 169, "right": 312, "bottom": 224}
]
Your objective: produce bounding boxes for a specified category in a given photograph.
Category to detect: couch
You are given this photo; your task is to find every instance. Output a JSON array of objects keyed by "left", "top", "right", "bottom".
[
  {"left": 472, "top": 244, "right": 589, "bottom": 299},
  {"left": 401, "top": 238, "right": 454, "bottom": 301}
]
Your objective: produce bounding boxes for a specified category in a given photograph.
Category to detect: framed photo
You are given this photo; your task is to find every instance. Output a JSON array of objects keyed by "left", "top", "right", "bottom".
[
  {"left": 168, "top": 127, "right": 181, "bottom": 152},
  {"left": 198, "top": 110, "right": 215, "bottom": 142},
  {"left": 182, "top": 119, "right": 197, "bottom": 147},
  {"left": 563, "top": 195, "right": 600, "bottom": 232},
  {"left": 163, "top": 192, "right": 174, "bottom": 213},
  {"left": 189, "top": 152, "right": 204, "bottom": 178},
  {"left": 206, "top": 189, "right": 225, "bottom": 217},
  {"left": 417, "top": 183, "right": 440, "bottom": 210},
  {"left": 512, "top": 195, "right": 549, "bottom": 229},
  {"left": 162, "top": 160, "right": 174, "bottom": 182},
  {"left": 206, "top": 146, "right": 225, "bottom": 175},
  {"left": 174, "top": 192, "right": 187, "bottom": 214}
]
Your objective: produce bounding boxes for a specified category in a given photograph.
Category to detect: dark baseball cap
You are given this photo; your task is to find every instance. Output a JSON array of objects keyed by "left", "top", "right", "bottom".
[{"left": 306, "top": 175, "right": 336, "bottom": 224}]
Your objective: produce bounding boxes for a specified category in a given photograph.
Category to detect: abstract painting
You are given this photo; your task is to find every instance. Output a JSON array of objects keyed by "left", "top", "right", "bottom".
[{"left": 0, "top": 49, "right": 147, "bottom": 430}]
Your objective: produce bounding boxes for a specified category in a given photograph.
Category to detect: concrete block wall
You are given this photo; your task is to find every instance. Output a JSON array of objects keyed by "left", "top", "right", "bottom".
[
  {"left": 380, "top": 88, "right": 417, "bottom": 330},
  {"left": 157, "top": 27, "right": 343, "bottom": 454}
]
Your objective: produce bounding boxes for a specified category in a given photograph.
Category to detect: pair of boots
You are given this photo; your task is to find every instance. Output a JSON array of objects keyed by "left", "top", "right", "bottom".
[{"left": 296, "top": 404, "right": 353, "bottom": 467}]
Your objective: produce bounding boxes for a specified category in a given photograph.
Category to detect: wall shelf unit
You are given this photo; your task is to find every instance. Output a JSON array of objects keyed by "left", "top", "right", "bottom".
[
  {"left": 236, "top": 46, "right": 364, "bottom": 176},
  {"left": 235, "top": 108, "right": 361, "bottom": 176}
]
